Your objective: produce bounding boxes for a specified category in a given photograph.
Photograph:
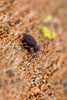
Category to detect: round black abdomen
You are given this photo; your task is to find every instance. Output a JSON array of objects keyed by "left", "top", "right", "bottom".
[{"left": 23, "top": 34, "right": 37, "bottom": 47}]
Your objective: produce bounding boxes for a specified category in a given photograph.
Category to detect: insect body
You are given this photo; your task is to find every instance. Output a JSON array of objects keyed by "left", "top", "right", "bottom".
[
  {"left": 23, "top": 34, "right": 40, "bottom": 52},
  {"left": 23, "top": 34, "right": 46, "bottom": 61}
]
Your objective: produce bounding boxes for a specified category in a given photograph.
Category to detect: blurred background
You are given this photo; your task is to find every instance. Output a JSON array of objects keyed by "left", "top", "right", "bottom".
[{"left": 0, "top": 0, "right": 67, "bottom": 100}]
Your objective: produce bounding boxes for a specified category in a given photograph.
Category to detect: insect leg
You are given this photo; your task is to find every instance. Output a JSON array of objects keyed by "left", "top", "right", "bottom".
[
  {"left": 40, "top": 50, "right": 46, "bottom": 56},
  {"left": 31, "top": 50, "right": 34, "bottom": 56},
  {"left": 34, "top": 52, "right": 38, "bottom": 61},
  {"left": 22, "top": 42, "right": 28, "bottom": 45},
  {"left": 28, "top": 53, "right": 35, "bottom": 62},
  {"left": 22, "top": 42, "right": 30, "bottom": 48},
  {"left": 24, "top": 46, "right": 30, "bottom": 48}
]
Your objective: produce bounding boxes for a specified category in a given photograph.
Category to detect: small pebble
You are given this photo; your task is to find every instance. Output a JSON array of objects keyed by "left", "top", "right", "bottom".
[
  {"left": 7, "top": 70, "right": 13, "bottom": 77},
  {"left": 10, "top": 79, "right": 14, "bottom": 84},
  {"left": 64, "top": 81, "right": 67, "bottom": 88},
  {"left": 53, "top": 22, "right": 58, "bottom": 28},
  {"left": 42, "top": 97, "right": 45, "bottom": 100},
  {"left": 37, "top": 66, "right": 43, "bottom": 71}
]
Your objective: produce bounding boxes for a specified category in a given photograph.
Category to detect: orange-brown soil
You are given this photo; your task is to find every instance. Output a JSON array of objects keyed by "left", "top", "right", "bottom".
[{"left": 0, "top": 0, "right": 67, "bottom": 100}]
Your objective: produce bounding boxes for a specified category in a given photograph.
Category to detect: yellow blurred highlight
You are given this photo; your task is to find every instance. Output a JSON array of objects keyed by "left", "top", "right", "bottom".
[{"left": 42, "top": 26, "right": 57, "bottom": 39}]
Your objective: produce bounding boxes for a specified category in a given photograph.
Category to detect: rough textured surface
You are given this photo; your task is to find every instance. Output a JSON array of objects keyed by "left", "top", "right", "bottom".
[{"left": 0, "top": 0, "right": 67, "bottom": 100}]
